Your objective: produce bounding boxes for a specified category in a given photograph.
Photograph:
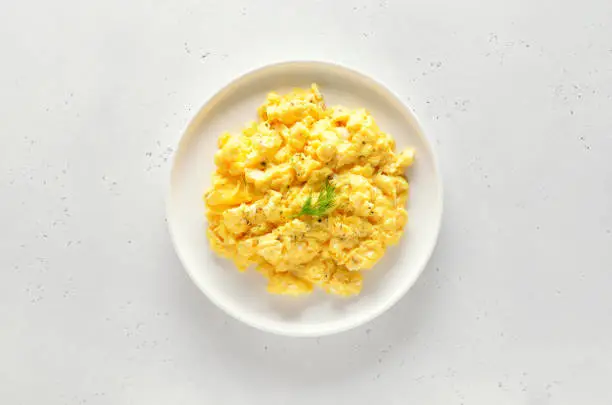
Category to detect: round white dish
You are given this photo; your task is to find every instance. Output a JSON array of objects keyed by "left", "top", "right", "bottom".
[{"left": 167, "top": 61, "right": 443, "bottom": 337}]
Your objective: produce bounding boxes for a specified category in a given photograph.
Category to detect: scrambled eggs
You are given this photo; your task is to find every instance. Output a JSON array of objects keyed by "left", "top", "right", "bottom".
[{"left": 204, "top": 84, "right": 415, "bottom": 296}]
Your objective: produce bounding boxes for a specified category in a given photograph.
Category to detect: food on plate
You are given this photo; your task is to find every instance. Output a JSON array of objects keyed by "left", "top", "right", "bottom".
[{"left": 203, "top": 84, "right": 415, "bottom": 296}]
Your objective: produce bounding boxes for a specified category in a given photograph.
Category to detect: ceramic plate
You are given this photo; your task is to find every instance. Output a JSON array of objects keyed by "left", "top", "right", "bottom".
[{"left": 167, "top": 61, "right": 443, "bottom": 337}]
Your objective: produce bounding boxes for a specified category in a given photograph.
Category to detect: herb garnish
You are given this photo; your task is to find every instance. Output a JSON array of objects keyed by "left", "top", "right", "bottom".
[{"left": 295, "top": 179, "right": 336, "bottom": 218}]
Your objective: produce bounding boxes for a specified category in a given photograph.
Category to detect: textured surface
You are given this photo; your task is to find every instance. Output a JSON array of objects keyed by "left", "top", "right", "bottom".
[{"left": 1, "top": 0, "right": 612, "bottom": 403}]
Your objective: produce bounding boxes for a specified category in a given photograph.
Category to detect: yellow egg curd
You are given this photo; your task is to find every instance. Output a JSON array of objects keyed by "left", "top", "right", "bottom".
[{"left": 204, "top": 84, "right": 415, "bottom": 296}]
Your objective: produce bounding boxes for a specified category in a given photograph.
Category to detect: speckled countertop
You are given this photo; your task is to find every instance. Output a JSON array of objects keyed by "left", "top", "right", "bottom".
[{"left": 1, "top": 1, "right": 612, "bottom": 404}]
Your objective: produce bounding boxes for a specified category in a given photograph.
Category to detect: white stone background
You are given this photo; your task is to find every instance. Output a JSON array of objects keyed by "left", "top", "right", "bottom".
[{"left": 1, "top": 0, "right": 611, "bottom": 404}]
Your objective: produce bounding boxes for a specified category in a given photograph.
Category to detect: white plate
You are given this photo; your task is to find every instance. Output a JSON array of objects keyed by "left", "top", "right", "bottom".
[{"left": 167, "top": 61, "right": 443, "bottom": 337}]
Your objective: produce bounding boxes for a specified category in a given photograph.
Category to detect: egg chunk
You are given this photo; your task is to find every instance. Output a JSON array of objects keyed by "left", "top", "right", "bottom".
[{"left": 204, "top": 84, "right": 415, "bottom": 297}]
